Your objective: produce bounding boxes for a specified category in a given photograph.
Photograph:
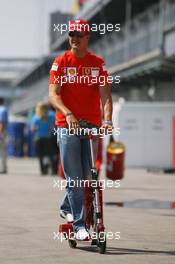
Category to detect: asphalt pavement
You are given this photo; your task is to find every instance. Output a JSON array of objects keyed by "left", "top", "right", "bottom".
[{"left": 0, "top": 158, "right": 175, "bottom": 264}]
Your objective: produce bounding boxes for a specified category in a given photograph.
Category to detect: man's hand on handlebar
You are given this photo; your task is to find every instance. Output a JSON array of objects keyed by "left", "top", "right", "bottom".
[
  {"left": 101, "top": 121, "right": 113, "bottom": 134},
  {"left": 66, "top": 113, "right": 79, "bottom": 129}
]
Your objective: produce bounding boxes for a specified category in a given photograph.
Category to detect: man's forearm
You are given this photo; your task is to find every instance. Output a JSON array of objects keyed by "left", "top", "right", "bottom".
[
  {"left": 103, "top": 95, "right": 113, "bottom": 121},
  {"left": 100, "top": 85, "right": 113, "bottom": 121}
]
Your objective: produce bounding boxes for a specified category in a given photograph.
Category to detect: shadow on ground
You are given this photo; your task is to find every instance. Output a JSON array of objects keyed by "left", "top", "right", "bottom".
[{"left": 76, "top": 246, "right": 175, "bottom": 256}]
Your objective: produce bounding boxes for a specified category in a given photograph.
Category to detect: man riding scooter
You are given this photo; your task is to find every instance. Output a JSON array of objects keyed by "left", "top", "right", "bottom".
[{"left": 48, "top": 19, "right": 113, "bottom": 240}]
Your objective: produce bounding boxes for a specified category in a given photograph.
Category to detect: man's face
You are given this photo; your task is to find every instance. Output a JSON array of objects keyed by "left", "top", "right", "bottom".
[{"left": 69, "top": 31, "right": 89, "bottom": 51}]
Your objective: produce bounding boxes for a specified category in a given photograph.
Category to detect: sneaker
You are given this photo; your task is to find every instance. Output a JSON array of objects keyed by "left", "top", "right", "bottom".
[
  {"left": 60, "top": 210, "right": 73, "bottom": 222},
  {"left": 66, "top": 213, "right": 73, "bottom": 223},
  {"left": 75, "top": 228, "right": 90, "bottom": 241}
]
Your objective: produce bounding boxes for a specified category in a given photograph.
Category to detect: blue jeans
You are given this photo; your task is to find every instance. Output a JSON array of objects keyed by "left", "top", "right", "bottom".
[{"left": 57, "top": 128, "right": 98, "bottom": 232}]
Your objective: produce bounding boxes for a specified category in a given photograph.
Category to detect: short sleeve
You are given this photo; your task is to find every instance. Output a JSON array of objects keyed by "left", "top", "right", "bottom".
[
  {"left": 49, "top": 56, "right": 63, "bottom": 85},
  {"left": 31, "top": 115, "right": 39, "bottom": 129},
  {"left": 99, "top": 59, "right": 109, "bottom": 86}
]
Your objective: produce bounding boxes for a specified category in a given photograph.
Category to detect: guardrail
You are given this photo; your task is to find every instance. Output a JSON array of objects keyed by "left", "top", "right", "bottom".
[{"left": 90, "top": 0, "right": 175, "bottom": 68}]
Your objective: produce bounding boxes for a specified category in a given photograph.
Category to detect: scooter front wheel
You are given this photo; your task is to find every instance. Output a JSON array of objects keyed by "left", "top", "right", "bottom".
[{"left": 68, "top": 239, "right": 77, "bottom": 248}]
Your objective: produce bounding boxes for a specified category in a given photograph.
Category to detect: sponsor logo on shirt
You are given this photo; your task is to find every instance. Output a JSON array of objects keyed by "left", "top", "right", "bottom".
[
  {"left": 51, "top": 63, "right": 58, "bottom": 71},
  {"left": 91, "top": 68, "right": 99, "bottom": 77},
  {"left": 61, "top": 67, "right": 67, "bottom": 74},
  {"left": 67, "top": 67, "right": 77, "bottom": 76},
  {"left": 82, "top": 67, "right": 91, "bottom": 76},
  {"left": 61, "top": 67, "right": 77, "bottom": 77},
  {"left": 82, "top": 67, "right": 100, "bottom": 76}
]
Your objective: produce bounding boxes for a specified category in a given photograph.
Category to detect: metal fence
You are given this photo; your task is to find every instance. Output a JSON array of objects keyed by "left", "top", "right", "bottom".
[{"left": 90, "top": 0, "right": 175, "bottom": 68}]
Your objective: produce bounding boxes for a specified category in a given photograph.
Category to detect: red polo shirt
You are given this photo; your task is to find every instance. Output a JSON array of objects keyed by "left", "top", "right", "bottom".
[{"left": 49, "top": 50, "right": 108, "bottom": 127}]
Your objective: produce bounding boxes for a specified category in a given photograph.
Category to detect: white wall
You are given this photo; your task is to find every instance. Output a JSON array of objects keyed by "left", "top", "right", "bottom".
[
  {"left": 0, "top": 0, "right": 73, "bottom": 58},
  {"left": 111, "top": 102, "right": 175, "bottom": 169}
]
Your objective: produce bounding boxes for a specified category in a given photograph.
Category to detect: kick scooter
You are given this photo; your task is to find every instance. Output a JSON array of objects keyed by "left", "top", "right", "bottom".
[{"left": 59, "top": 120, "right": 106, "bottom": 254}]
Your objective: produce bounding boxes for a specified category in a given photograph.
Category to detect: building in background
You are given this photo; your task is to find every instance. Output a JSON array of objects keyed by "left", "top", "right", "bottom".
[
  {"left": 0, "top": 0, "right": 74, "bottom": 102},
  {"left": 8, "top": 0, "right": 175, "bottom": 169},
  {"left": 10, "top": 0, "right": 175, "bottom": 113},
  {"left": 50, "top": 11, "right": 72, "bottom": 48},
  {"left": 0, "top": 0, "right": 75, "bottom": 59}
]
